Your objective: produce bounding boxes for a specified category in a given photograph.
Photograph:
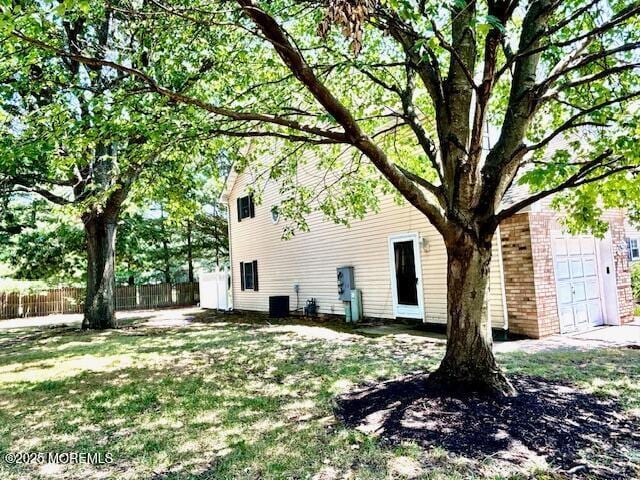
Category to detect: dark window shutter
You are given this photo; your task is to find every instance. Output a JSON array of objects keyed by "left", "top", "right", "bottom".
[
  {"left": 240, "top": 262, "right": 245, "bottom": 291},
  {"left": 249, "top": 195, "right": 255, "bottom": 218},
  {"left": 252, "top": 260, "right": 258, "bottom": 291},
  {"left": 237, "top": 198, "right": 242, "bottom": 222},
  {"left": 626, "top": 239, "right": 632, "bottom": 261}
]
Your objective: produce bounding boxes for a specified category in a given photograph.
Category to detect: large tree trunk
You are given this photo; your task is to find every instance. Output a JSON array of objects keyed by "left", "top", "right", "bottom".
[
  {"left": 82, "top": 212, "right": 118, "bottom": 330},
  {"left": 430, "top": 233, "right": 515, "bottom": 397}
]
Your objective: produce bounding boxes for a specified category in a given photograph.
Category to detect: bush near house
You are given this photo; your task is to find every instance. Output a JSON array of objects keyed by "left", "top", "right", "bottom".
[{"left": 631, "top": 264, "right": 640, "bottom": 313}]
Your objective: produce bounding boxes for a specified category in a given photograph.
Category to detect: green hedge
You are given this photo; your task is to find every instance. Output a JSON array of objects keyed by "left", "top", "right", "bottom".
[{"left": 631, "top": 262, "right": 640, "bottom": 302}]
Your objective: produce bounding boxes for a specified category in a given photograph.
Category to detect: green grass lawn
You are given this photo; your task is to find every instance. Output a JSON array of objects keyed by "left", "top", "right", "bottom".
[{"left": 0, "top": 312, "right": 638, "bottom": 480}]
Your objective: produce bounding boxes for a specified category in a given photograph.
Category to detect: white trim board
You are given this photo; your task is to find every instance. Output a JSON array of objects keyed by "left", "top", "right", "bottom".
[{"left": 388, "top": 232, "right": 425, "bottom": 320}]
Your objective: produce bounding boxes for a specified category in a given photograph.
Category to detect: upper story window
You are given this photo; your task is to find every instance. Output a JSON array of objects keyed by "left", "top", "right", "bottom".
[
  {"left": 237, "top": 195, "right": 255, "bottom": 222},
  {"left": 628, "top": 238, "right": 640, "bottom": 261}
]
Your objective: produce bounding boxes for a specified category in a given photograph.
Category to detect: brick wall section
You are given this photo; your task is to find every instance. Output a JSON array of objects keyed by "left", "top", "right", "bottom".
[
  {"left": 499, "top": 213, "right": 540, "bottom": 337},
  {"left": 500, "top": 209, "right": 635, "bottom": 338},
  {"left": 528, "top": 212, "right": 561, "bottom": 337},
  {"left": 608, "top": 211, "right": 634, "bottom": 323}
]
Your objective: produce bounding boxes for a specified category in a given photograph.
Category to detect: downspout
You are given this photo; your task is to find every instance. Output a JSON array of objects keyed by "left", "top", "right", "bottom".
[
  {"left": 225, "top": 201, "right": 234, "bottom": 310},
  {"left": 496, "top": 225, "right": 509, "bottom": 331},
  {"left": 484, "top": 119, "right": 509, "bottom": 332}
]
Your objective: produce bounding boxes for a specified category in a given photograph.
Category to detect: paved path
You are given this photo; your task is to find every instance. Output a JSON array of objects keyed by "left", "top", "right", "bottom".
[
  {"left": 496, "top": 320, "right": 640, "bottom": 353},
  {"left": 352, "top": 321, "right": 640, "bottom": 353}
]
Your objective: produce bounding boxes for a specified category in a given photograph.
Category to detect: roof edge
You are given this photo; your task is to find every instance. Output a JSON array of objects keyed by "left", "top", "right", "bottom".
[{"left": 219, "top": 168, "right": 238, "bottom": 204}]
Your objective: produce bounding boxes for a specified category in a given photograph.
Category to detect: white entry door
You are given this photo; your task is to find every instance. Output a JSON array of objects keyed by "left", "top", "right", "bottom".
[
  {"left": 552, "top": 235, "right": 604, "bottom": 333},
  {"left": 389, "top": 233, "right": 424, "bottom": 319}
]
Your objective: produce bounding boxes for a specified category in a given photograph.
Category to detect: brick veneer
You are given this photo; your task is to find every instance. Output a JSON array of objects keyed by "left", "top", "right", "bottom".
[
  {"left": 528, "top": 212, "right": 562, "bottom": 337},
  {"left": 607, "top": 211, "right": 634, "bottom": 324},
  {"left": 500, "top": 209, "right": 635, "bottom": 338},
  {"left": 499, "top": 213, "right": 541, "bottom": 337}
]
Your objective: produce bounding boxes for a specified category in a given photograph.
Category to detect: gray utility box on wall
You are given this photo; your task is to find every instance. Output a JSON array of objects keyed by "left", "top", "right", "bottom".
[{"left": 337, "top": 266, "right": 355, "bottom": 301}]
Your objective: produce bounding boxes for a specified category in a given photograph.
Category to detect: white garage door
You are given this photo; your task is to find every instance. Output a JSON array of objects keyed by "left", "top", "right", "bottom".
[{"left": 552, "top": 235, "right": 604, "bottom": 333}]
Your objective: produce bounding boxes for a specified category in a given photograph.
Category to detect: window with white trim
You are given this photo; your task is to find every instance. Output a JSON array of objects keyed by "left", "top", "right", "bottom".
[
  {"left": 628, "top": 238, "right": 640, "bottom": 261},
  {"left": 240, "top": 261, "right": 259, "bottom": 291}
]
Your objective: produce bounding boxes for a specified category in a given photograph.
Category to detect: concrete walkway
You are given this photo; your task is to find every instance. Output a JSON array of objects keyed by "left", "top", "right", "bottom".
[
  {"left": 495, "top": 319, "right": 640, "bottom": 353},
  {"left": 351, "top": 321, "right": 640, "bottom": 353}
]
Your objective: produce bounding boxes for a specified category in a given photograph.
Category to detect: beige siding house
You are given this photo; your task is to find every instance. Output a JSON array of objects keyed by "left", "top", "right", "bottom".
[{"left": 221, "top": 166, "right": 635, "bottom": 339}]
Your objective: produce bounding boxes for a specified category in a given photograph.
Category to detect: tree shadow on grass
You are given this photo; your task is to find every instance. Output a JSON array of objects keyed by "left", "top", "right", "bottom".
[
  {"left": 334, "top": 374, "right": 639, "bottom": 479},
  {"left": 0, "top": 325, "right": 81, "bottom": 350},
  {"left": 0, "top": 315, "right": 159, "bottom": 352}
]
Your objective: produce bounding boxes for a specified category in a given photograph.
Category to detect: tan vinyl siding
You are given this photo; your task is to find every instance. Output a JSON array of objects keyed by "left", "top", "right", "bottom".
[{"left": 228, "top": 171, "right": 507, "bottom": 328}]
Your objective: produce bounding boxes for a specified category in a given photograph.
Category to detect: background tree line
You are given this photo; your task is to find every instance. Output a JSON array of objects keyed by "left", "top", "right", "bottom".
[{"left": 0, "top": 192, "right": 228, "bottom": 289}]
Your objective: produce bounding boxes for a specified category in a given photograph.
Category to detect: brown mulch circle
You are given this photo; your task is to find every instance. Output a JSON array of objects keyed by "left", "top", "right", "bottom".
[{"left": 334, "top": 373, "right": 639, "bottom": 479}]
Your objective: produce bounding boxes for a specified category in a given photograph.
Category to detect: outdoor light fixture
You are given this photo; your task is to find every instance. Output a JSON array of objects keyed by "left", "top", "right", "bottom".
[{"left": 421, "top": 235, "right": 430, "bottom": 252}]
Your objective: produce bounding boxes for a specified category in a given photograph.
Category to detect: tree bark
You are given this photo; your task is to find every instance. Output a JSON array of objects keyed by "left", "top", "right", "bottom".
[
  {"left": 187, "top": 220, "right": 194, "bottom": 283},
  {"left": 82, "top": 212, "right": 118, "bottom": 330},
  {"left": 430, "top": 232, "right": 516, "bottom": 397},
  {"left": 160, "top": 207, "right": 171, "bottom": 284},
  {"left": 161, "top": 235, "right": 171, "bottom": 284}
]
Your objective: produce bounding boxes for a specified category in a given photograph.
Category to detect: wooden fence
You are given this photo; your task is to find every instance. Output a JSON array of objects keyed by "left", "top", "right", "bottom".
[{"left": 0, "top": 282, "right": 199, "bottom": 320}]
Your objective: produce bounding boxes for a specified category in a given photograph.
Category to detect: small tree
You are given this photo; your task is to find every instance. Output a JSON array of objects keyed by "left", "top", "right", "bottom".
[{"left": 4, "top": 0, "right": 640, "bottom": 395}]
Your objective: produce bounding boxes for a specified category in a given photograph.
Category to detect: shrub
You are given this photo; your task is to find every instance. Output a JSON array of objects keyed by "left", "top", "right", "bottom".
[{"left": 631, "top": 262, "right": 640, "bottom": 302}]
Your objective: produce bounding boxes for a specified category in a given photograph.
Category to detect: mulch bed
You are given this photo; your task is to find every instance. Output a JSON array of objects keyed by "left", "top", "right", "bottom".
[{"left": 334, "top": 373, "right": 639, "bottom": 479}]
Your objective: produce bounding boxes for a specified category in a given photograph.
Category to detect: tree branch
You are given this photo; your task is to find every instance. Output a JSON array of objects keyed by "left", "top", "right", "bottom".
[
  {"left": 235, "top": 0, "right": 450, "bottom": 235},
  {"left": 399, "top": 64, "right": 444, "bottom": 186},
  {"left": 541, "top": 63, "right": 640, "bottom": 102},
  {"left": 395, "top": 165, "right": 445, "bottom": 206},
  {"left": 8, "top": 186, "right": 72, "bottom": 205},
  {"left": 371, "top": 9, "right": 444, "bottom": 108},
  {"left": 431, "top": 19, "right": 479, "bottom": 91},
  {"left": 538, "top": 42, "right": 640, "bottom": 95},
  {"left": 525, "top": 91, "right": 640, "bottom": 153},
  {"left": 478, "top": 0, "right": 556, "bottom": 214},
  {"left": 11, "top": 30, "right": 350, "bottom": 144},
  {"left": 495, "top": 157, "right": 638, "bottom": 223},
  {"left": 516, "top": 1, "right": 640, "bottom": 61}
]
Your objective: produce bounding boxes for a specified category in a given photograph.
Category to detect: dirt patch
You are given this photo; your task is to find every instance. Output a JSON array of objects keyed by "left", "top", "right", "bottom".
[{"left": 334, "top": 374, "right": 639, "bottom": 479}]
